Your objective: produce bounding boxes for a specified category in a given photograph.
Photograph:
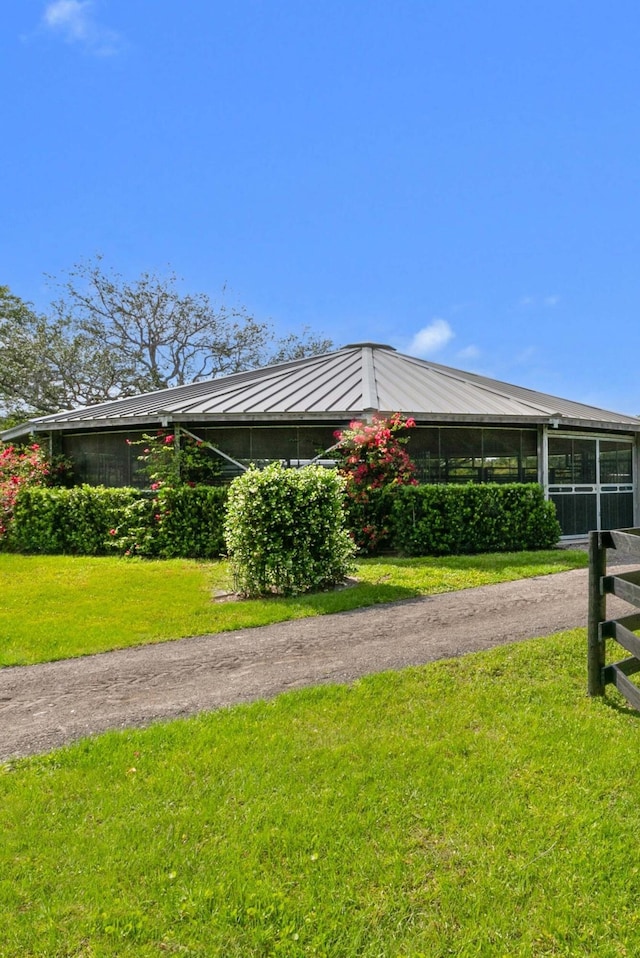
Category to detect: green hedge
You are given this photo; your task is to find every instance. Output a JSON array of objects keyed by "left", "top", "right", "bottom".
[
  {"left": 6, "top": 486, "right": 146, "bottom": 555},
  {"left": 4, "top": 479, "right": 561, "bottom": 560},
  {"left": 388, "top": 483, "right": 561, "bottom": 555},
  {"left": 5, "top": 485, "right": 228, "bottom": 558},
  {"left": 342, "top": 486, "right": 397, "bottom": 554},
  {"left": 156, "top": 486, "right": 228, "bottom": 558}
]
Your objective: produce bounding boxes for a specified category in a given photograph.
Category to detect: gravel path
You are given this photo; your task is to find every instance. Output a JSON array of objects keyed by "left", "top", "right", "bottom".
[{"left": 0, "top": 563, "right": 633, "bottom": 762}]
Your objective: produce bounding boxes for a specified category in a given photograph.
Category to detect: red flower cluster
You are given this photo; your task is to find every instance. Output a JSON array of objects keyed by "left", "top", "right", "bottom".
[
  {"left": 333, "top": 413, "right": 418, "bottom": 553},
  {"left": 0, "top": 442, "right": 50, "bottom": 537},
  {"left": 334, "top": 413, "right": 418, "bottom": 492}
]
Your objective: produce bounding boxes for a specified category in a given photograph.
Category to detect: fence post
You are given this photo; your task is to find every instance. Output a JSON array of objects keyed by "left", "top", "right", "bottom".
[{"left": 587, "top": 530, "right": 606, "bottom": 696}]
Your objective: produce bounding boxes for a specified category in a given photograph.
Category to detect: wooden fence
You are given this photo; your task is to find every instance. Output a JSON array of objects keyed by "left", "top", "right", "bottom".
[{"left": 588, "top": 528, "right": 640, "bottom": 708}]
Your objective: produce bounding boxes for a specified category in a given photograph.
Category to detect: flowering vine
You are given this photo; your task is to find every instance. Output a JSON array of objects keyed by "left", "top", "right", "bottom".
[
  {"left": 109, "top": 429, "right": 221, "bottom": 556},
  {"left": 333, "top": 413, "right": 418, "bottom": 553},
  {"left": 126, "top": 430, "right": 220, "bottom": 490},
  {"left": 334, "top": 413, "right": 417, "bottom": 490}
]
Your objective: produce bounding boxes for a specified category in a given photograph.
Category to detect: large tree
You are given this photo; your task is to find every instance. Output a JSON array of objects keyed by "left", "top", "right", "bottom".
[
  {"left": 0, "top": 260, "right": 332, "bottom": 420},
  {"left": 0, "top": 285, "right": 124, "bottom": 420}
]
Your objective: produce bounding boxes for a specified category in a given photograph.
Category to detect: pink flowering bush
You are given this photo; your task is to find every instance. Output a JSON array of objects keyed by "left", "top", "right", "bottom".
[
  {"left": 334, "top": 413, "right": 417, "bottom": 489},
  {"left": 0, "top": 442, "right": 50, "bottom": 540},
  {"left": 333, "top": 413, "right": 418, "bottom": 553}
]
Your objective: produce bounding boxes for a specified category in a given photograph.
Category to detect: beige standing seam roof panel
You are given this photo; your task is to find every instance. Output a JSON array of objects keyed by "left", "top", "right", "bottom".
[{"left": 3, "top": 342, "right": 640, "bottom": 439}]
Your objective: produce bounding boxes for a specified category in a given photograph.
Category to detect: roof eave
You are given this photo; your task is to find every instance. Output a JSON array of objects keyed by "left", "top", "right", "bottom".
[
  {"left": 5, "top": 410, "right": 640, "bottom": 438},
  {"left": 1, "top": 414, "right": 172, "bottom": 439},
  {"left": 1, "top": 422, "right": 45, "bottom": 441},
  {"left": 543, "top": 416, "right": 640, "bottom": 433}
]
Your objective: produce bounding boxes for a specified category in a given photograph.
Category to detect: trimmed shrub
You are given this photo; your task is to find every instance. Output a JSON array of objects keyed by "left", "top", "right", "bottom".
[
  {"left": 105, "top": 494, "right": 159, "bottom": 557},
  {"left": 108, "top": 486, "right": 228, "bottom": 558},
  {"left": 5, "top": 476, "right": 560, "bottom": 561},
  {"left": 7, "top": 486, "right": 146, "bottom": 555},
  {"left": 389, "top": 483, "right": 561, "bottom": 555},
  {"left": 155, "top": 486, "right": 228, "bottom": 558},
  {"left": 224, "top": 464, "right": 356, "bottom": 596},
  {"left": 342, "top": 485, "right": 397, "bottom": 555},
  {"left": 388, "top": 485, "right": 465, "bottom": 556},
  {"left": 7, "top": 484, "right": 229, "bottom": 558}
]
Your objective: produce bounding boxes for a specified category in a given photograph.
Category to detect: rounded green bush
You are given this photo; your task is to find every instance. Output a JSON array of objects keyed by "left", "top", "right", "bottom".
[{"left": 224, "top": 463, "right": 356, "bottom": 597}]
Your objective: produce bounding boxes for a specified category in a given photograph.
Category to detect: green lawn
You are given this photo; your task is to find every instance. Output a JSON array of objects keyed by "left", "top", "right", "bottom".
[
  {"left": 2, "top": 629, "right": 639, "bottom": 956},
  {"left": 0, "top": 549, "right": 587, "bottom": 665}
]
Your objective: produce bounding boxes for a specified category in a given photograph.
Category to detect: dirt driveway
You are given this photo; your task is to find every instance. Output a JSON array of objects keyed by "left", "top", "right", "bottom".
[{"left": 0, "top": 563, "right": 634, "bottom": 762}]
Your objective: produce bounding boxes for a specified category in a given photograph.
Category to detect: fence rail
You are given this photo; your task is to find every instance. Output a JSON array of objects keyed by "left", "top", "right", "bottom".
[{"left": 588, "top": 528, "right": 640, "bottom": 709}]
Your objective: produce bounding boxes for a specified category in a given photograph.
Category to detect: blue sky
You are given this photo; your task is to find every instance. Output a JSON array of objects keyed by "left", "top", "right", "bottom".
[{"left": 3, "top": 1, "right": 640, "bottom": 414}]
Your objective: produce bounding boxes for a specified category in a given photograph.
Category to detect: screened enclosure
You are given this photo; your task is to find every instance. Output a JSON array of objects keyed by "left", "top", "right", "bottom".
[
  {"left": 409, "top": 427, "right": 538, "bottom": 484},
  {"left": 58, "top": 423, "right": 637, "bottom": 538}
]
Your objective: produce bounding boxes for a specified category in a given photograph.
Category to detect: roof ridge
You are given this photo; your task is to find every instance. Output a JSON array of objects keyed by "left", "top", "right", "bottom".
[{"left": 360, "top": 345, "right": 379, "bottom": 411}]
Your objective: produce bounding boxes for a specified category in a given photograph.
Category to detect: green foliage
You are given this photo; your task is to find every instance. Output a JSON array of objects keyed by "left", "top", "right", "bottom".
[
  {"left": 155, "top": 485, "right": 228, "bottom": 558},
  {"left": 7, "top": 483, "right": 229, "bottom": 559},
  {"left": 104, "top": 494, "right": 159, "bottom": 557},
  {"left": 389, "top": 482, "right": 561, "bottom": 555},
  {"left": 0, "top": 269, "right": 332, "bottom": 419},
  {"left": 44, "top": 452, "right": 77, "bottom": 487},
  {"left": 127, "top": 429, "right": 221, "bottom": 489},
  {"left": 4, "top": 472, "right": 560, "bottom": 561},
  {"left": 107, "top": 486, "right": 228, "bottom": 558},
  {"left": 225, "top": 463, "right": 356, "bottom": 596},
  {"left": 333, "top": 413, "right": 417, "bottom": 490},
  {"left": 0, "top": 283, "right": 126, "bottom": 417},
  {"left": 342, "top": 484, "right": 397, "bottom": 554},
  {"left": 331, "top": 418, "right": 560, "bottom": 556},
  {"left": 102, "top": 432, "right": 228, "bottom": 557},
  {"left": 6, "top": 486, "right": 149, "bottom": 555},
  {"left": 0, "top": 441, "right": 50, "bottom": 538}
]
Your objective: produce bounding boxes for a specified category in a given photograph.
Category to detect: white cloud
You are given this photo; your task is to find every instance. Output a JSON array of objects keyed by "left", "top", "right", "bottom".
[
  {"left": 44, "top": 1, "right": 89, "bottom": 36},
  {"left": 408, "top": 319, "right": 454, "bottom": 357},
  {"left": 544, "top": 295, "right": 560, "bottom": 307},
  {"left": 456, "top": 344, "right": 480, "bottom": 362},
  {"left": 42, "top": 1, "right": 122, "bottom": 55}
]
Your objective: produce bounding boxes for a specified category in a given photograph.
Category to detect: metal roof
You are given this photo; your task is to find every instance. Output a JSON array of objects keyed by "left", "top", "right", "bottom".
[{"left": 4, "top": 342, "right": 640, "bottom": 438}]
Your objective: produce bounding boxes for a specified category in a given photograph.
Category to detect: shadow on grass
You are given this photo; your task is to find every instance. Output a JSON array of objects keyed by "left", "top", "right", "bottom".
[
  {"left": 602, "top": 696, "right": 640, "bottom": 719},
  {"left": 293, "top": 582, "right": 421, "bottom": 613},
  {"left": 204, "top": 583, "right": 422, "bottom": 637}
]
